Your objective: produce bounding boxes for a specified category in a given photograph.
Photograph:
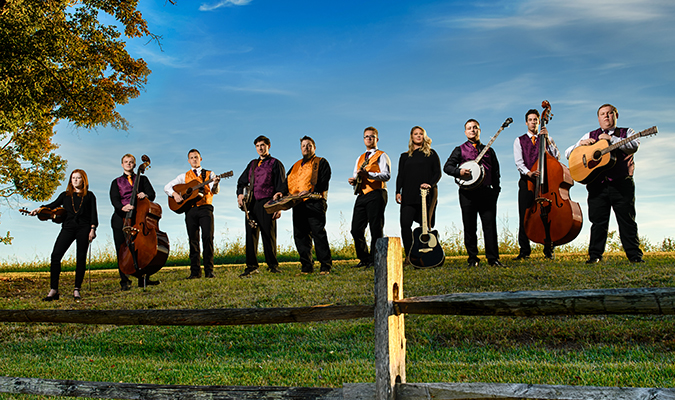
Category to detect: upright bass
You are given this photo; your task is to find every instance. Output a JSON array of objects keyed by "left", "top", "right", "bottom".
[
  {"left": 524, "top": 101, "right": 583, "bottom": 249},
  {"left": 119, "top": 155, "right": 170, "bottom": 281}
]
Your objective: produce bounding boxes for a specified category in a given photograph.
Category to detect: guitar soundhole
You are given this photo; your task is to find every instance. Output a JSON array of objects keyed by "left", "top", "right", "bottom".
[{"left": 593, "top": 150, "right": 602, "bottom": 161}]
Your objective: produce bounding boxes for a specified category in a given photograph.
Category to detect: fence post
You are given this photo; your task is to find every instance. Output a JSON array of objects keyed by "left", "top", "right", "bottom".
[{"left": 374, "top": 237, "right": 406, "bottom": 400}]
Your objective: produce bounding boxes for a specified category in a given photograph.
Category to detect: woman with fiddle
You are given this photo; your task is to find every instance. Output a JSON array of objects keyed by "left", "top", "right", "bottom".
[
  {"left": 110, "top": 154, "right": 158, "bottom": 291},
  {"left": 30, "top": 169, "right": 98, "bottom": 301},
  {"left": 395, "top": 126, "right": 442, "bottom": 263}
]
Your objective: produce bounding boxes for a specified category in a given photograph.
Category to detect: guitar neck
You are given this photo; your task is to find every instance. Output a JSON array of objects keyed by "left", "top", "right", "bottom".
[
  {"left": 420, "top": 189, "right": 429, "bottom": 235},
  {"left": 190, "top": 172, "right": 231, "bottom": 192},
  {"left": 601, "top": 126, "right": 657, "bottom": 155},
  {"left": 475, "top": 120, "right": 511, "bottom": 163}
]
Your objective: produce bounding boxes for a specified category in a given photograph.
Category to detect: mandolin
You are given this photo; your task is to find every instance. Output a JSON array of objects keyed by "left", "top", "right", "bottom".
[
  {"left": 169, "top": 171, "right": 234, "bottom": 214},
  {"left": 455, "top": 118, "right": 513, "bottom": 190},
  {"left": 19, "top": 207, "right": 66, "bottom": 224},
  {"left": 408, "top": 188, "right": 445, "bottom": 269},
  {"left": 568, "top": 126, "right": 657, "bottom": 184}
]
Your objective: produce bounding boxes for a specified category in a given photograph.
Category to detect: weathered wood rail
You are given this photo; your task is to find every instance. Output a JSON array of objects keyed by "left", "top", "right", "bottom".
[{"left": 1, "top": 237, "right": 673, "bottom": 399}]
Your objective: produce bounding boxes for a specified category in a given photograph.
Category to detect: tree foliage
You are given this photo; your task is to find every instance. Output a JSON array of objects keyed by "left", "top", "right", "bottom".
[{"left": 0, "top": 0, "right": 153, "bottom": 243}]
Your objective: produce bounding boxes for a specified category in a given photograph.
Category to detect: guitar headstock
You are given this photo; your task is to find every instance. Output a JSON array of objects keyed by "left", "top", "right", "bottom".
[
  {"left": 220, "top": 170, "right": 234, "bottom": 179},
  {"left": 420, "top": 187, "right": 429, "bottom": 197},
  {"left": 641, "top": 126, "right": 658, "bottom": 137},
  {"left": 18, "top": 208, "right": 30, "bottom": 215},
  {"left": 502, "top": 117, "right": 513, "bottom": 128}
]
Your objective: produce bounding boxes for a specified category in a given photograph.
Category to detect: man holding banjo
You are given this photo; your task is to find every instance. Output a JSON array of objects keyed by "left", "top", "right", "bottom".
[{"left": 444, "top": 119, "right": 504, "bottom": 268}]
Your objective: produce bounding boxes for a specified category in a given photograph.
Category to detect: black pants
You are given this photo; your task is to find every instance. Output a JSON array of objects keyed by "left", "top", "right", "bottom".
[
  {"left": 292, "top": 199, "right": 332, "bottom": 272},
  {"left": 185, "top": 204, "right": 215, "bottom": 276},
  {"left": 459, "top": 186, "right": 499, "bottom": 263},
  {"left": 351, "top": 189, "right": 387, "bottom": 264},
  {"left": 400, "top": 191, "right": 437, "bottom": 257},
  {"left": 517, "top": 176, "right": 553, "bottom": 257},
  {"left": 112, "top": 214, "right": 161, "bottom": 285},
  {"left": 587, "top": 177, "right": 642, "bottom": 260},
  {"left": 50, "top": 225, "right": 89, "bottom": 291},
  {"left": 245, "top": 197, "right": 279, "bottom": 269}
]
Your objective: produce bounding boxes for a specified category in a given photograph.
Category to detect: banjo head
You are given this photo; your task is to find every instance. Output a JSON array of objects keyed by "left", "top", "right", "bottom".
[{"left": 455, "top": 161, "right": 485, "bottom": 190}]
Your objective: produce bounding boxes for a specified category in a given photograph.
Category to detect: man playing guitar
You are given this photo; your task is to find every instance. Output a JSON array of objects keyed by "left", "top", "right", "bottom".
[
  {"left": 164, "top": 149, "right": 221, "bottom": 279},
  {"left": 348, "top": 127, "right": 391, "bottom": 269},
  {"left": 564, "top": 104, "right": 644, "bottom": 264}
]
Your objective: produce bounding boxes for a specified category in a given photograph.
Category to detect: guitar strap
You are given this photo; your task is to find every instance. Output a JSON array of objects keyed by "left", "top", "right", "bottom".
[
  {"left": 199, "top": 169, "right": 210, "bottom": 194},
  {"left": 310, "top": 157, "right": 322, "bottom": 187}
]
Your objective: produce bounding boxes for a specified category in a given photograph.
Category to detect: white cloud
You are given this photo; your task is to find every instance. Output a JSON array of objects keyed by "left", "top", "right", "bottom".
[
  {"left": 437, "top": 0, "right": 672, "bottom": 30},
  {"left": 199, "top": 0, "right": 252, "bottom": 12}
]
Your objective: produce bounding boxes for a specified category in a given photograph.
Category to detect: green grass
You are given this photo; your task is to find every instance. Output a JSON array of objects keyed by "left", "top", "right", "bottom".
[{"left": 1, "top": 251, "right": 675, "bottom": 400}]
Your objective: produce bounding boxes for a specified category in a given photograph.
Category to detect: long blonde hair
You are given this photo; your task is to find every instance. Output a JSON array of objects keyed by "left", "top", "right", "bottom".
[{"left": 407, "top": 126, "right": 432, "bottom": 157}]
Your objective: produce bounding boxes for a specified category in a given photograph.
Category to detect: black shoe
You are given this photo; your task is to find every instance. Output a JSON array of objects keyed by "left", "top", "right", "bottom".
[
  {"left": 268, "top": 267, "right": 282, "bottom": 273},
  {"left": 139, "top": 278, "right": 160, "bottom": 287},
  {"left": 239, "top": 268, "right": 259, "bottom": 278},
  {"left": 120, "top": 282, "right": 131, "bottom": 291},
  {"left": 489, "top": 260, "right": 507, "bottom": 267},
  {"left": 351, "top": 261, "right": 370, "bottom": 268},
  {"left": 514, "top": 254, "right": 530, "bottom": 261},
  {"left": 43, "top": 292, "right": 59, "bottom": 301},
  {"left": 467, "top": 260, "right": 479, "bottom": 267},
  {"left": 205, "top": 272, "right": 216, "bottom": 278},
  {"left": 186, "top": 274, "right": 201, "bottom": 279},
  {"left": 630, "top": 257, "right": 645, "bottom": 263},
  {"left": 544, "top": 253, "right": 554, "bottom": 260},
  {"left": 585, "top": 257, "right": 602, "bottom": 264}
]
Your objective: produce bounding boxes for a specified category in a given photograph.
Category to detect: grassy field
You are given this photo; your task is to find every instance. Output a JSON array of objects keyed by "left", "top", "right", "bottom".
[{"left": 1, "top": 246, "right": 675, "bottom": 400}]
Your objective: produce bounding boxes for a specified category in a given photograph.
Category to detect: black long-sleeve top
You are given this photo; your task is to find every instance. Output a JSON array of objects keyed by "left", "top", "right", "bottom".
[
  {"left": 443, "top": 143, "right": 501, "bottom": 191},
  {"left": 43, "top": 191, "right": 98, "bottom": 229},
  {"left": 236, "top": 156, "right": 288, "bottom": 197},
  {"left": 109, "top": 175, "right": 157, "bottom": 219},
  {"left": 395, "top": 149, "right": 441, "bottom": 206}
]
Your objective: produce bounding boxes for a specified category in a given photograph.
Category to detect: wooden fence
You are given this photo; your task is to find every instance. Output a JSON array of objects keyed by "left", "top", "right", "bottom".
[{"left": 1, "top": 237, "right": 674, "bottom": 399}]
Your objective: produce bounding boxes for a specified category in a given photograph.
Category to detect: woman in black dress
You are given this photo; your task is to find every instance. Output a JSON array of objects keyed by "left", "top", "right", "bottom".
[
  {"left": 31, "top": 169, "right": 98, "bottom": 301},
  {"left": 395, "top": 126, "right": 442, "bottom": 260}
]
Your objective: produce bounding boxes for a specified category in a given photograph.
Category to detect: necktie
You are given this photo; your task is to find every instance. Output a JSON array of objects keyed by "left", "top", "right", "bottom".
[
  {"left": 364, "top": 151, "right": 370, "bottom": 162},
  {"left": 193, "top": 169, "right": 198, "bottom": 178},
  {"left": 127, "top": 175, "right": 133, "bottom": 186},
  {"left": 531, "top": 136, "right": 536, "bottom": 146}
]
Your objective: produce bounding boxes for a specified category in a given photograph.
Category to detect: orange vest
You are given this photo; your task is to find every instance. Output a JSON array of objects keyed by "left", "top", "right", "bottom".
[
  {"left": 357, "top": 150, "right": 385, "bottom": 195},
  {"left": 185, "top": 169, "right": 213, "bottom": 206},
  {"left": 288, "top": 156, "right": 325, "bottom": 200}
]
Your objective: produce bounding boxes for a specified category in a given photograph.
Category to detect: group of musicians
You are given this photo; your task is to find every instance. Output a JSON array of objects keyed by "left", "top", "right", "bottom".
[{"left": 31, "top": 103, "right": 644, "bottom": 301}]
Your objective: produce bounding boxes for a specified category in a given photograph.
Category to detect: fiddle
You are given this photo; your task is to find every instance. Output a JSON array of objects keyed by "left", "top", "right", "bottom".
[
  {"left": 524, "top": 100, "right": 583, "bottom": 247},
  {"left": 20, "top": 207, "right": 66, "bottom": 224}
]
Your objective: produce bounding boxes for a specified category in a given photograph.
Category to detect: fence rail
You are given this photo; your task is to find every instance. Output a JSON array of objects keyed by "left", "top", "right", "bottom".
[{"left": 1, "top": 237, "right": 673, "bottom": 400}]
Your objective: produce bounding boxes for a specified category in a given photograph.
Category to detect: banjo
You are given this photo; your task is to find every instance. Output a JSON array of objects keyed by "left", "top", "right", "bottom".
[{"left": 455, "top": 117, "right": 513, "bottom": 190}]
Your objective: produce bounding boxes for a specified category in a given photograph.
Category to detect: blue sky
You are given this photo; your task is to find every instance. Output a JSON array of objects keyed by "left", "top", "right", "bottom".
[{"left": 2, "top": 0, "right": 674, "bottom": 263}]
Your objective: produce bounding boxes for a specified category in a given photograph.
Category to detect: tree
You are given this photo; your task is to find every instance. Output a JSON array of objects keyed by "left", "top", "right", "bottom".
[{"left": 0, "top": 0, "right": 153, "bottom": 244}]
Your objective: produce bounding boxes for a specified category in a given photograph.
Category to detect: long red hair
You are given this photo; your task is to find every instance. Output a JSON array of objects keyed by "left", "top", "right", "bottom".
[{"left": 65, "top": 169, "right": 89, "bottom": 197}]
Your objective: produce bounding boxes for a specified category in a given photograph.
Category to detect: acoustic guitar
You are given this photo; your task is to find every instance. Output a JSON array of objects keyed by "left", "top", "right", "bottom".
[
  {"left": 408, "top": 188, "right": 445, "bottom": 269},
  {"left": 455, "top": 117, "right": 513, "bottom": 190},
  {"left": 168, "top": 171, "right": 233, "bottom": 214},
  {"left": 568, "top": 126, "right": 657, "bottom": 184}
]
